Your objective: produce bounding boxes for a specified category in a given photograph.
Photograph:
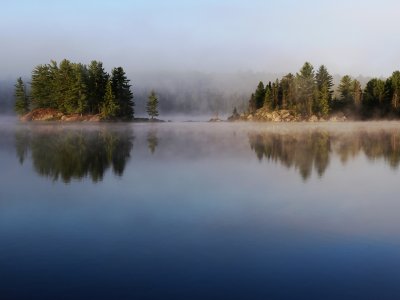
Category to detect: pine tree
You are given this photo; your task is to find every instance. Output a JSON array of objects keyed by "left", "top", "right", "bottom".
[
  {"left": 337, "top": 75, "right": 353, "bottom": 107},
  {"left": 101, "top": 80, "right": 119, "bottom": 119},
  {"left": 111, "top": 67, "right": 134, "bottom": 120},
  {"left": 352, "top": 79, "right": 362, "bottom": 111},
  {"left": 280, "top": 73, "right": 296, "bottom": 109},
  {"left": 390, "top": 71, "right": 400, "bottom": 112},
  {"left": 14, "top": 77, "right": 29, "bottom": 115},
  {"left": 296, "top": 62, "right": 316, "bottom": 116},
  {"left": 254, "top": 81, "right": 266, "bottom": 110},
  {"left": 146, "top": 90, "right": 159, "bottom": 119},
  {"left": 315, "top": 65, "right": 333, "bottom": 117},
  {"left": 248, "top": 93, "right": 256, "bottom": 113},
  {"left": 31, "top": 64, "right": 54, "bottom": 108},
  {"left": 88, "top": 61, "right": 108, "bottom": 114}
]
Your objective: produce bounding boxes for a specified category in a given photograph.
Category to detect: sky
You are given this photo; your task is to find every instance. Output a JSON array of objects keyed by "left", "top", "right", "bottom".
[{"left": 1, "top": 0, "right": 400, "bottom": 79}]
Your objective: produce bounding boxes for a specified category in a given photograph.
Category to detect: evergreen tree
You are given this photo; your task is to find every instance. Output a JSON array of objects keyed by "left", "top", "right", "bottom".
[
  {"left": 296, "top": 62, "right": 316, "bottom": 116},
  {"left": 317, "top": 84, "right": 330, "bottom": 117},
  {"left": 264, "top": 82, "right": 272, "bottom": 109},
  {"left": 31, "top": 64, "right": 55, "bottom": 109},
  {"left": 314, "top": 66, "right": 333, "bottom": 117},
  {"left": 254, "top": 81, "right": 265, "bottom": 110},
  {"left": 352, "top": 79, "right": 362, "bottom": 111},
  {"left": 390, "top": 71, "right": 400, "bottom": 113},
  {"left": 146, "top": 90, "right": 159, "bottom": 119},
  {"left": 14, "top": 77, "right": 29, "bottom": 115},
  {"left": 280, "top": 73, "right": 296, "bottom": 109},
  {"left": 362, "top": 78, "right": 386, "bottom": 117},
  {"left": 271, "top": 79, "right": 280, "bottom": 109},
  {"left": 101, "top": 80, "right": 119, "bottom": 119},
  {"left": 248, "top": 93, "right": 256, "bottom": 113},
  {"left": 87, "top": 61, "right": 108, "bottom": 114},
  {"left": 111, "top": 67, "right": 134, "bottom": 120},
  {"left": 337, "top": 75, "right": 353, "bottom": 108}
]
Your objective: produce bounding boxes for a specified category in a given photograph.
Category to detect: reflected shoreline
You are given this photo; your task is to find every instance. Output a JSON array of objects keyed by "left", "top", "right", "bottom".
[{"left": 11, "top": 123, "right": 400, "bottom": 182}]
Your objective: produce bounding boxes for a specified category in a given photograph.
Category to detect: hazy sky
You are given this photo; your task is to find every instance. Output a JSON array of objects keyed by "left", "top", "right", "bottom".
[{"left": 1, "top": 0, "right": 400, "bottom": 78}]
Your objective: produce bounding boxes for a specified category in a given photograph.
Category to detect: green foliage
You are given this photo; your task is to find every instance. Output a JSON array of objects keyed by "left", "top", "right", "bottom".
[
  {"left": 87, "top": 61, "right": 108, "bottom": 114},
  {"left": 296, "top": 62, "right": 316, "bottom": 116},
  {"left": 111, "top": 67, "right": 134, "bottom": 120},
  {"left": 101, "top": 80, "right": 119, "bottom": 119},
  {"left": 27, "top": 59, "right": 134, "bottom": 119},
  {"left": 248, "top": 93, "right": 256, "bottom": 113},
  {"left": 389, "top": 71, "right": 400, "bottom": 113},
  {"left": 315, "top": 65, "right": 333, "bottom": 117},
  {"left": 280, "top": 73, "right": 295, "bottom": 109},
  {"left": 146, "top": 90, "right": 159, "bottom": 119},
  {"left": 337, "top": 75, "right": 353, "bottom": 107},
  {"left": 14, "top": 77, "right": 29, "bottom": 115},
  {"left": 254, "top": 81, "right": 266, "bottom": 110}
]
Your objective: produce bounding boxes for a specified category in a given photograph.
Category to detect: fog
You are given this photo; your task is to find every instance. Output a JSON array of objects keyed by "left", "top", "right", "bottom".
[
  {"left": 1, "top": 1, "right": 398, "bottom": 115},
  {"left": 1, "top": 0, "right": 400, "bottom": 79}
]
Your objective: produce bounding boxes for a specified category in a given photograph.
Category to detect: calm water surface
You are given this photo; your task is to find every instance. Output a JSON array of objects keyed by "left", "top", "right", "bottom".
[{"left": 1, "top": 120, "right": 400, "bottom": 299}]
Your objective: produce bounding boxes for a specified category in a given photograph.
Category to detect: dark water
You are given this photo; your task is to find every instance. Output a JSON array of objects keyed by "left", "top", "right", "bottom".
[{"left": 1, "top": 120, "right": 400, "bottom": 300}]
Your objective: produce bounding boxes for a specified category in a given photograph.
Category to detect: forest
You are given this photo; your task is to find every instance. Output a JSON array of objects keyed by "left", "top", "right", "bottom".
[
  {"left": 14, "top": 59, "right": 135, "bottom": 120},
  {"left": 248, "top": 62, "right": 400, "bottom": 119}
]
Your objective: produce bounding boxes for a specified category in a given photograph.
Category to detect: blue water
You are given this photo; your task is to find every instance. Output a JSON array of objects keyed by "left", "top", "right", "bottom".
[{"left": 1, "top": 121, "right": 400, "bottom": 299}]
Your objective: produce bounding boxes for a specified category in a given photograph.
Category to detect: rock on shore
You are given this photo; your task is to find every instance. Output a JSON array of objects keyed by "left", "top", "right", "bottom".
[
  {"left": 20, "top": 109, "right": 101, "bottom": 122},
  {"left": 228, "top": 107, "right": 347, "bottom": 122}
]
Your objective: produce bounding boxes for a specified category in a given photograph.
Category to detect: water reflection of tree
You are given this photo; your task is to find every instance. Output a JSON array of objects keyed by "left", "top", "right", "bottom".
[
  {"left": 15, "top": 129, "right": 133, "bottom": 183},
  {"left": 147, "top": 129, "right": 158, "bottom": 154},
  {"left": 249, "top": 130, "right": 400, "bottom": 180}
]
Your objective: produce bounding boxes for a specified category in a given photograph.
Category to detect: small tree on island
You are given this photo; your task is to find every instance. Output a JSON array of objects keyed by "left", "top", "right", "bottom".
[
  {"left": 14, "top": 77, "right": 29, "bottom": 115},
  {"left": 146, "top": 90, "right": 159, "bottom": 119},
  {"left": 101, "top": 80, "right": 119, "bottom": 119}
]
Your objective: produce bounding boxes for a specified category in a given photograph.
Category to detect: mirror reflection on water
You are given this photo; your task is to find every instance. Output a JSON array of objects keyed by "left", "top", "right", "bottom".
[{"left": 2, "top": 121, "right": 400, "bottom": 299}]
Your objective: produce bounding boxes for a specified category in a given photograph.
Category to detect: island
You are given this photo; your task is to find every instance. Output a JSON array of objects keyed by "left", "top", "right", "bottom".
[{"left": 14, "top": 59, "right": 162, "bottom": 122}]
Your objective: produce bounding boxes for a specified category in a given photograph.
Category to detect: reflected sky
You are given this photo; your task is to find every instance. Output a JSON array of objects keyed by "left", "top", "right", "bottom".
[{"left": 1, "top": 122, "right": 400, "bottom": 299}]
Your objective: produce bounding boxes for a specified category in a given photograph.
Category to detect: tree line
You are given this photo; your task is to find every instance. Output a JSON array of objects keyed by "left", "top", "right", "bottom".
[
  {"left": 14, "top": 59, "right": 160, "bottom": 120},
  {"left": 248, "top": 62, "right": 400, "bottom": 119}
]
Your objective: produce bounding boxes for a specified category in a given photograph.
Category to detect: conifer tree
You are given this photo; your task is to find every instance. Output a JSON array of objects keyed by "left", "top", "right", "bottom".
[
  {"left": 296, "top": 62, "right": 316, "bottom": 116},
  {"left": 88, "top": 61, "right": 108, "bottom": 114},
  {"left": 111, "top": 67, "right": 134, "bottom": 120},
  {"left": 390, "top": 71, "right": 400, "bottom": 112},
  {"left": 146, "top": 90, "right": 159, "bottom": 119},
  {"left": 14, "top": 77, "right": 29, "bottom": 115},
  {"left": 254, "top": 81, "right": 266, "bottom": 110},
  {"left": 101, "top": 80, "right": 119, "bottom": 119},
  {"left": 315, "top": 65, "right": 333, "bottom": 117}
]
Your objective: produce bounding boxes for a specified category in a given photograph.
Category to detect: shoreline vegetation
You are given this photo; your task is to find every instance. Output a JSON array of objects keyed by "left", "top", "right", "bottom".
[
  {"left": 227, "top": 62, "right": 400, "bottom": 123},
  {"left": 14, "top": 60, "right": 400, "bottom": 123},
  {"left": 15, "top": 59, "right": 161, "bottom": 122}
]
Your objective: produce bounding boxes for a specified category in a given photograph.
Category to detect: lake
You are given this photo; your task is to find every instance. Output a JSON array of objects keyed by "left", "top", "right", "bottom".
[{"left": 1, "top": 120, "right": 400, "bottom": 299}]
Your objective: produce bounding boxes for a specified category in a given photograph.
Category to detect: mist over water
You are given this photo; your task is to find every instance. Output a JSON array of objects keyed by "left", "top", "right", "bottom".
[{"left": 2, "top": 120, "right": 400, "bottom": 299}]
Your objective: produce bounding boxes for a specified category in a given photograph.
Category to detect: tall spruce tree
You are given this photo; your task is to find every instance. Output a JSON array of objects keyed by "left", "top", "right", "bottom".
[
  {"left": 101, "top": 80, "right": 119, "bottom": 119},
  {"left": 254, "top": 81, "right": 266, "bottom": 110},
  {"left": 88, "top": 61, "right": 108, "bottom": 114},
  {"left": 337, "top": 75, "right": 353, "bottom": 108},
  {"left": 111, "top": 67, "right": 134, "bottom": 120},
  {"left": 296, "top": 62, "right": 316, "bottom": 116},
  {"left": 31, "top": 64, "right": 55, "bottom": 109},
  {"left": 315, "top": 65, "right": 333, "bottom": 117},
  {"left": 14, "top": 77, "right": 29, "bottom": 115},
  {"left": 280, "top": 73, "right": 296, "bottom": 109},
  {"left": 146, "top": 90, "right": 159, "bottom": 119}
]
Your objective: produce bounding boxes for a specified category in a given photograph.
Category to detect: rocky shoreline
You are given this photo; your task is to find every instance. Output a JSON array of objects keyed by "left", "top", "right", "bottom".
[
  {"left": 20, "top": 108, "right": 165, "bottom": 123},
  {"left": 227, "top": 107, "right": 347, "bottom": 122}
]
